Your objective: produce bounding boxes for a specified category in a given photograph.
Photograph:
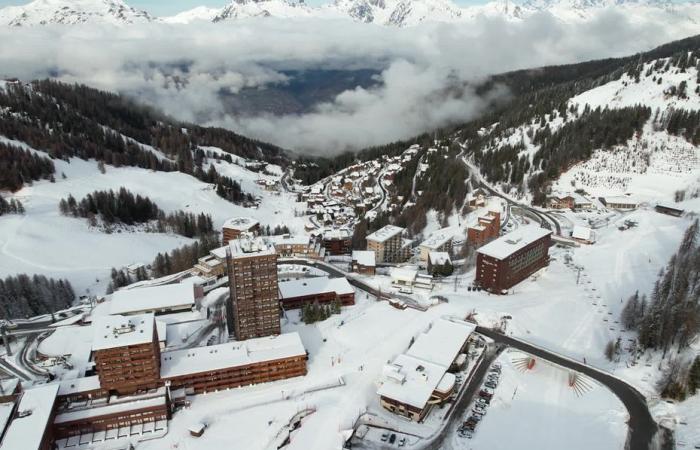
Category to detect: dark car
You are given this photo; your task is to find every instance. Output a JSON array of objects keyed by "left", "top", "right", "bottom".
[{"left": 389, "top": 434, "right": 396, "bottom": 444}]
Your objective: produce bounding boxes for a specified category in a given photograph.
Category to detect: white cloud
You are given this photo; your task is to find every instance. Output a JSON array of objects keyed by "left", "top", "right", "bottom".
[{"left": 0, "top": 12, "right": 694, "bottom": 154}]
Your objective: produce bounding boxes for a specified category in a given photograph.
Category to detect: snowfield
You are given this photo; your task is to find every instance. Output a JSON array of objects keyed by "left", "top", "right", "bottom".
[
  {"left": 447, "top": 350, "right": 627, "bottom": 450},
  {"left": 0, "top": 137, "right": 306, "bottom": 295}
]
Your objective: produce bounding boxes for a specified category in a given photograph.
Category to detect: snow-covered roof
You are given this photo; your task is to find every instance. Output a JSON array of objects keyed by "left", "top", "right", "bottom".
[
  {"left": 376, "top": 354, "right": 447, "bottom": 410},
  {"left": 58, "top": 376, "right": 102, "bottom": 397},
  {"left": 352, "top": 250, "right": 376, "bottom": 267},
  {"left": 406, "top": 318, "right": 474, "bottom": 368},
  {"left": 222, "top": 217, "right": 259, "bottom": 231},
  {"left": 477, "top": 226, "right": 552, "bottom": 260},
  {"left": 278, "top": 277, "right": 354, "bottom": 299},
  {"left": 602, "top": 195, "right": 639, "bottom": 205},
  {"left": 1, "top": 383, "right": 59, "bottom": 450},
  {"left": 92, "top": 313, "right": 155, "bottom": 351},
  {"left": 322, "top": 228, "right": 351, "bottom": 240},
  {"left": 428, "top": 252, "right": 451, "bottom": 266},
  {"left": 419, "top": 230, "right": 454, "bottom": 250},
  {"left": 160, "top": 332, "right": 306, "bottom": 379},
  {"left": 227, "top": 235, "right": 277, "bottom": 258},
  {"left": 366, "top": 225, "right": 404, "bottom": 243},
  {"left": 268, "top": 234, "right": 310, "bottom": 246},
  {"left": 109, "top": 283, "right": 195, "bottom": 316},
  {"left": 572, "top": 226, "right": 593, "bottom": 242},
  {"left": 54, "top": 392, "right": 167, "bottom": 424},
  {"left": 391, "top": 267, "right": 418, "bottom": 283}
]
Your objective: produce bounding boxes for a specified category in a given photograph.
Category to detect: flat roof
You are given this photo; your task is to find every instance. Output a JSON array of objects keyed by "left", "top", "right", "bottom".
[
  {"left": 572, "top": 226, "right": 593, "bottom": 241},
  {"left": 58, "top": 376, "right": 102, "bottom": 397},
  {"left": 227, "top": 236, "right": 277, "bottom": 259},
  {"left": 278, "top": 277, "right": 354, "bottom": 299},
  {"left": 322, "top": 228, "right": 351, "bottom": 240},
  {"left": 54, "top": 393, "right": 166, "bottom": 424},
  {"left": 391, "top": 267, "right": 418, "bottom": 282},
  {"left": 377, "top": 354, "right": 446, "bottom": 410},
  {"left": 428, "top": 251, "right": 451, "bottom": 266},
  {"left": 109, "top": 283, "right": 195, "bottom": 316},
  {"left": 602, "top": 195, "right": 638, "bottom": 204},
  {"left": 366, "top": 225, "right": 404, "bottom": 243},
  {"left": 268, "top": 234, "right": 310, "bottom": 246},
  {"left": 477, "top": 225, "right": 551, "bottom": 260},
  {"left": 92, "top": 313, "right": 155, "bottom": 351},
  {"left": 406, "top": 318, "right": 474, "bottom": 368},
  {"left": 222, "top": 217, "right": 259, "bottom": 231},
  {"left": 160, "top": 332, "right": 306, "bottom": 379},
  {"left": 419, "top": 230, "right": 453, "bottom": 250},
  {"left": 352, "top": 250, "right": 376, "bottom": 267},
  {"left": 1, "top": 383, "right": 59, "bottom": 450}
]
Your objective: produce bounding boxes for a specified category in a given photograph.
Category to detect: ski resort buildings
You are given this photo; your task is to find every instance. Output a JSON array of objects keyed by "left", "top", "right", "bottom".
[
  {"left": 108, "top": 283, "right": 198, "bottom": 316},
  {"left": 322, "top": 228, "right": 352, "bottom": 255},
  {"left": 278, "top": 276, "right": 355, "bottom": 310},
  {"left": 367, "top": 225, "right": 410, "bottom": 263},
  {"left": 418, "top": 229, "right": 454, "bottom": 262},
  {"left": 377, "top": 318, "right": 475, "bottom": 421},
  {"left": 467, "top": 210, "right": 501, "bottom": 248},
  {"left": 475, "top": 226, "right": 552, "bottom": 293},
  {"left": 224, "top": 235, "right": 280, "bottom": 340},
  {"left": 222, "top": 217, "right": 260, "bottom": 244},
  {"left": 351, "top": 250, "right": 376, "bottom": 275}
]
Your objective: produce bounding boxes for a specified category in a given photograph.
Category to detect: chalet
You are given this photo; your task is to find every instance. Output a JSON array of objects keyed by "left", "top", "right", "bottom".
[
  {"left": 571, "top": 226, "right": 595, "bottom": 244},
  {"left": 351, "top": 250, "right": 376, "bottom": 275},
  {"left": 599, "top": 196, "right": 639, "bottom": 210}
]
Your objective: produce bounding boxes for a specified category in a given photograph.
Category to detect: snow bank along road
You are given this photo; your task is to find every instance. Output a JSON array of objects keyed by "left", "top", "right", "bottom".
[{"left": 476, "top": 327, "right": 657, "bottom": 450}]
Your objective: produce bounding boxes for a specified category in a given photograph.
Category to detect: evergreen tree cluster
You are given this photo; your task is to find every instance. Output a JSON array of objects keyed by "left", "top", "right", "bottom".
[
  {"left": 0, "top": 196, "right": 25, "bottom": 216},
  {"left": 106, "top": 265, "right": 149, "bottom": 294},
  {"left": 59, "top": 188, "right": 214, "bottom": 238},
  {"left": 623, "top": 220, "right": 700, "bottom": 354},
  {"left": 150, "top": 234, "right": 221, "bottom": 279},
  {"left": 0, "top": 274, "right": 75, "bottom": 318},
  {"left": 0, "top": 142, "right": 55, "bottom": 191},
  {"left": 300, "top": 299, "right": 342, "bottom": 324}
]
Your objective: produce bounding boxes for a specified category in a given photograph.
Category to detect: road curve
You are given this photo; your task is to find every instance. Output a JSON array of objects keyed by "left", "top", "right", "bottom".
[{"left": 476, "top": 327, "right": 658, "bottom": 450}]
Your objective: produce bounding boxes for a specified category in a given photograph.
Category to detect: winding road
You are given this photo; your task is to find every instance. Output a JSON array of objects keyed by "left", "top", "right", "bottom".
[{"left": 476, "top": 327, "right": 658, "bottom": 450}]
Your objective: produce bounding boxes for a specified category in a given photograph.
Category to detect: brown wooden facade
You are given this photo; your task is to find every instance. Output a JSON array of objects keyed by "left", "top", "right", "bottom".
[
  {"left": 280, "top": 290, "right": 355, "bottom": 310},
  {"left": 227, "top": 252, "right": 281, "bottom": 341},
  {"left": 93, "top": 331, "right": 161, "bottom": 395},
  {"left": 476, "top": 233, "right": 551, "bottom": 293},
  {"left": 162, "top": 355, "right": 307, "bottom": 394}
]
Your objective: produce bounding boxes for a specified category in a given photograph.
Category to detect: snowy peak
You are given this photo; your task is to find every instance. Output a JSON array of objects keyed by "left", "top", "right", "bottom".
[
  {"left": 0, "top": 0, "right": 153, "bottom": 26},
  {"left": 161, "top": 6, "right": 219, "bottom": 24},
  {"left": 330, "top": 0, "right": 463, "bottom": 26},
  {"left": 212, "top": 0, "right": 313, "bottom": 22}
]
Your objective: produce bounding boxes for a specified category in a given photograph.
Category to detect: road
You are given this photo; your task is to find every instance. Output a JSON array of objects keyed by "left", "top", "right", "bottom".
[
  {"left": 476, "top": 327, "right": 658, "bottom": 450},
  {"left": 460, "top": 155, "right": 562, "bottom": 235}
]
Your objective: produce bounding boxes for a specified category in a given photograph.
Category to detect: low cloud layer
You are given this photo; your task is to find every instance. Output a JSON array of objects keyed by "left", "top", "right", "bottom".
[{"left": 0, "top": 11, "right": 694, "bottom": 154}]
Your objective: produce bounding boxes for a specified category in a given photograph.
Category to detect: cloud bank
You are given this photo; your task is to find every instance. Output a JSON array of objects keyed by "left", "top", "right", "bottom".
[{"left": 0, "top": 11, "right": 694, "bottom": 154}]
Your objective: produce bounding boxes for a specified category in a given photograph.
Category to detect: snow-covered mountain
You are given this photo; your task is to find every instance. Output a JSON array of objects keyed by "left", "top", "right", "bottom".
[
  {"left": 160, "top": 5, "right": 219, "bottom": 24},
  {"left": 0, "top": 0, "right": 153, "bottom": 26},
  {"left": 1, "top": 0, "right": 698, "bottom": 27},
  {"left": 211, "top": 0, "right": 315, "bottom": 22},
  {"left": 327, "top": 0, "right": 464, "bottom": 26}
]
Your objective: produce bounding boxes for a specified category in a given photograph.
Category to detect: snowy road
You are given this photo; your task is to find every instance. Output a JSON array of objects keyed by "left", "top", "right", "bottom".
[{"left": 477, "top": 327, "right": 658, "bottom": 450}]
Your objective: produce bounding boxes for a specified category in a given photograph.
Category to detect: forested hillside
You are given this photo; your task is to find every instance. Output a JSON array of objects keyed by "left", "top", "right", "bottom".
[{"left": 0, "top": 80, "right": 285, "bottom": 204}]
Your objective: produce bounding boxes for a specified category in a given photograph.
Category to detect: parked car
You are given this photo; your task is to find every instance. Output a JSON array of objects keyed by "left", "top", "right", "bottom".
[
  {"left": 389, "top": 434, "right": 396, "bottom": 444},
  {"left": 476, "top": 397, "right": 490, "bottom": 406},
  {"left": 473, "top": 405, "right": 487, "bottom": 415},
  {"left": 484, "top": 381, "right": 497, "bottom": 389},
  {"left": 381, "top": 433, "right": 389, "bottom": 442},
  {"left": 398, "top": 437, "right": 406, "bottom": 447},
  {"left": 470, "top": 414, "right": 482, "bottom": 422}
]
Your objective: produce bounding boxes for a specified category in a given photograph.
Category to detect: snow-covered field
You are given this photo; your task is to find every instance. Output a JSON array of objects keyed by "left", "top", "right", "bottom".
[
  {"left": 0, "top": 138, "right": 306, "bottom": 295},
  {"left": 447, "top": 350, "right": 627, "bottom": 450}
]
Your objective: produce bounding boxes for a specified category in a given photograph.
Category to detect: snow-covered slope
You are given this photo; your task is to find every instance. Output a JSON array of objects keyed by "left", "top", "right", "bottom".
[{"left": 0, "top": 0, "right": 153, "bottom": 26}]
